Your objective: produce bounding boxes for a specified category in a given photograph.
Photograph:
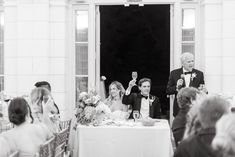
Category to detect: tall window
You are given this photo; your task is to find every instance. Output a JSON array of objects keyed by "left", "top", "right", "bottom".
[
  {"left": 0, "top": 11, "right": 4, "bottom": 92},
  {"left": 182, "top": 8, "right": 195, "bottom": 55},
  {"left": 75, "top": 10, "right": 88, "bottom": 104}
]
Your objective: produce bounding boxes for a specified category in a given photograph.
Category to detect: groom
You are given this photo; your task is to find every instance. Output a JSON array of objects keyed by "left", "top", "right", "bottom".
[
  {"left": 122, "top": 78, "right": 161, "bottom": 119},
  {"left": 166, "top": 52, "right": 207, "bottom": 117}
]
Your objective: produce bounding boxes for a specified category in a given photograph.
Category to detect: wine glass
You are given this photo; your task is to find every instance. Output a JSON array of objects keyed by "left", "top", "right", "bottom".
[
  {"left": 132, "top": 71, "right": 138, "bottom": 80},
  {"left": 133, "top": 110, "right": 140, "bottom": 122}
]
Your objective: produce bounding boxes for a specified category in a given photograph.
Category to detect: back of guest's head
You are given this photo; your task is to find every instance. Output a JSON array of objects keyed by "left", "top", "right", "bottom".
[
  {"left": 8, "top": 97, "right": 29, "bottom": 125},
  {"left": 212, "top": 114, "right": 235, "bottom": 157},
  {"left": 199, "top": 95, "right": 229, "bottom": 129},
  {"left": 177, "top": 87, "right": 199, "bottom": 109},
  {"left": 35, "top": 81, "right": 51, "bottom": 91},
  {"left": 138, "top": 78, "right": 151, "bottom": 87},
  {"left": 109, "top": 81, "right": 125, "bottom": 98}
]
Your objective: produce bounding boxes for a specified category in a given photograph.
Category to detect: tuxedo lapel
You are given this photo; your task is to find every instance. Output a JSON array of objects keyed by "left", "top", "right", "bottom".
[
  {"left": 149, "top": 95, "right": 154, "bottom": 117},
  {"left": 135, "top": 94, "right": 142, "bottom": 111},
  {"left": 189, "top": 69, "right": 195, "bottom": 87},
  {"left": 179, "top": 68, "right": 186, "bottom": 87}
]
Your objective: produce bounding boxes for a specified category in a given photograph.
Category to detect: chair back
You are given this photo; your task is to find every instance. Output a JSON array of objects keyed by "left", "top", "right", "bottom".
[
  {"left": 59, "top": 119, "right": 72, "bottom": 153},
  {"left": 9, "top": 151, "right": 19, "bottom": 157},
  {"left": 38, "top": 136, "right": 56, "bottom": 157},
  {"left": 54, "top": 128, "right": 69, "bottom": 157},
  {"left": 59, "top": 119, "right": 72, "bottom": 131}
]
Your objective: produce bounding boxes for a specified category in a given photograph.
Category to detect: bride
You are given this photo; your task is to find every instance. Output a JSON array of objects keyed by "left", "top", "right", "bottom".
[{"left": 104, "top": 81, "right": 129, "bottom": 120}]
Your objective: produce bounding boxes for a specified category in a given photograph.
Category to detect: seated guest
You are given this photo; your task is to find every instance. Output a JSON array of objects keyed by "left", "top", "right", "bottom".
[
  {"left": 35, "top": 81, "right": 60, "bottom": 114},
  {"left": 122, "top": 78, "right": 161, "bottom": 119},
  {"left": 172, "top": 87, "right": 199, "bottom": 146},
  {"left": 212, "top": 114, "right": 235, "bottom": 157},
  {"left": 30, "top": 87, "right": 43, "bottom": 123},
  {"left": 183, "top": 92, "right": 206, "bottom": 139},
  {"left": 0, "top": 97, "right": 52, "bottom": 157},
  {"left": 104, "top": 81, "right": 127, "bottom": 112},
  {"left": 30, "top": 87, "right": 60, "bottom": 133},
  {"left": 174, "top": 96, "right": 230, "bottom": 157}
]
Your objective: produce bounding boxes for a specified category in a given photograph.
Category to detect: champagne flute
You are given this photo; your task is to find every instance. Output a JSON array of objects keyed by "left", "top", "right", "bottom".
[{"left": 133, "top": 110, "right": 140, "bottom": 122}]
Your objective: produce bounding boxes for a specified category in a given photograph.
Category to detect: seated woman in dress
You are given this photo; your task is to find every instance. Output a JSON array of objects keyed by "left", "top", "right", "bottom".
[
  {"left": 104, "top": 81, "right": 129, "bottom": 120},
  {"left": 105, "top": 81, "right": 127, "bottom": 112},
  {"left": 0, "top": 97, "right": 52, "bottom": 157},
  {"left": 30, "top": 87, "right": 44, "bottom": 123},
  {"left": 30, "top": 87, "right": 60, "bottom": 133}
]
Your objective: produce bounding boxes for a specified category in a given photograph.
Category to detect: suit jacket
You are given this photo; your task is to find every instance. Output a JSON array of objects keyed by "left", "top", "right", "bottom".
[
  {"left": 166, "top": 68, "right": 205, "bottom": 116},
  {"left": 172, "top": 108, "right": 189, "bottom": 146},
  {"left": 122, "top": 93, "right": 161, "bottom": 119},
  {"left": 174, "top": 128, "right": 218, "bottom": 157}
]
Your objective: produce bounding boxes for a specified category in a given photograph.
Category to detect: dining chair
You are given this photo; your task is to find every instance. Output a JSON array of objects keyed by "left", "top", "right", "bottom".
[
  {"left": 59, "top": 119, "right": 72, "bottom": 155},
  {"left": 54, "top": 128, "right": 69, "bottom": 157},
  {"left": 59, "top": 119, "right": 72, "bottom": 130},
  {"left": 38, "top": 136, "right": 56, "bottom": 157}
]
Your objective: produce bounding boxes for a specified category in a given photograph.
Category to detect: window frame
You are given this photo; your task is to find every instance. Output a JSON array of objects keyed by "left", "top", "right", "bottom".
[
  {"left": 181, "top": 3, "right": 201, "bottom": 69},
  {"left": 0, "top": 9, "right": 4, "bottom": 92}
]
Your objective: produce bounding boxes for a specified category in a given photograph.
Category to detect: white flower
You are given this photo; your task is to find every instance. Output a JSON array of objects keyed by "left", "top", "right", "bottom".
[
  {"left": 84, "top": 106, "right": 96, "bottom": 120},
  {"left": 78, "top": 92, "right": 88, "bottom": 101},
  {"left": 191, "top": 73, "right": 197, "bottom": 80},
  {"left": 101, "top": 76, "right": 106, "bottom": 81}
]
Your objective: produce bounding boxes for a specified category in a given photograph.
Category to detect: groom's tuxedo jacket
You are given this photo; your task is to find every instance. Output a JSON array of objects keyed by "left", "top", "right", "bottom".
[
  {"left": 166, "top": 68, "right": 205, "bottom": 117},
  {"left": 122, "top": 93, "right": 161, "bottom": 119}
]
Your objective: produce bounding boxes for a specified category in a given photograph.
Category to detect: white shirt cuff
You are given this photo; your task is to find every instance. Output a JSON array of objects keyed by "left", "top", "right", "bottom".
[{"left": 125, "top": 89, "right": 131, "bottom": 95}]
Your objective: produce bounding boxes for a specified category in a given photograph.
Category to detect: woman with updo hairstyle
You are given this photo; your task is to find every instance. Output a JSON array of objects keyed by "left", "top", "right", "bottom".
[
  {"left": 8, "top": 97, "right": 30, "bottom": 125},
  {"left": 0, "top": 97, "right": 52, "bottom": 157},
  {"left": 212, "top": 114, "right": 235, "bottom": 157}
]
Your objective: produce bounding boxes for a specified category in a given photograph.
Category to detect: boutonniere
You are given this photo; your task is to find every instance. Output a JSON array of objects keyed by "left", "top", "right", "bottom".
[{"left": 191, "top": 73, "right": 197, "bottom": 81}]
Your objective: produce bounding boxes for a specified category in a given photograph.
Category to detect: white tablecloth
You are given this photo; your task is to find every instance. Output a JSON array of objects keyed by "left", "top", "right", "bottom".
[{"left": 73, "top": 120, "right": 173, "bottom": 157}]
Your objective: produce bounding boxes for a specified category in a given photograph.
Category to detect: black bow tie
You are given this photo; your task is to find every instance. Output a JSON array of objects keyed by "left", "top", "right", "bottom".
[
  {"left": 141, "top": 95, "right": 148, "bottom": 99},
  {"left": 184, "top": 72, "right": 192, "bottom": 75}
]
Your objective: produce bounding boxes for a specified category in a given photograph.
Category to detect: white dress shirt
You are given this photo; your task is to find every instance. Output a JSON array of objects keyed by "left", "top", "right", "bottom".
[
  {"left": 140, "top": 96, "right": 150, "bottom": 118},
  {"left": 183, "top": 68, "right": 191, "bottom": 87}
]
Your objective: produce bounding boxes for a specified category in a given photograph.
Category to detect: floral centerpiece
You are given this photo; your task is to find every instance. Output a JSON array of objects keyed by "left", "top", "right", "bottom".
[{"left": 74, "top": 89, "right": 111, "bottom": 127}]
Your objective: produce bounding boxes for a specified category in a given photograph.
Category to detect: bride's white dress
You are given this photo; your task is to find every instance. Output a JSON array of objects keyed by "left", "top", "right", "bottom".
[{"left": 104, "top": 99, "right": 129, "bottom": 120}]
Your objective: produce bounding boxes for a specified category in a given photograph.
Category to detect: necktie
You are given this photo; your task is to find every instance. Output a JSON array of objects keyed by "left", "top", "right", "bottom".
[
  {"left": 184, "top": 72, "right": 192, "bottom": 75},
  {"left": 141, "top": 95, "right": 148, "bottom": 99}
]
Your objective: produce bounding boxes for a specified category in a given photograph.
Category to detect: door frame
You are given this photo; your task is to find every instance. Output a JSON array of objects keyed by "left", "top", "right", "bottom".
[{"left": 72, "top": 0, "right": 201, "bottom": 124}]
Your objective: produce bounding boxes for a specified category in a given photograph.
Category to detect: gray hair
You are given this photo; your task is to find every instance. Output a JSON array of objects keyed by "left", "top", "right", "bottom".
[
  {"left": 199, "top": 95, "right": 230, "bottom": 129},
  {"left": 181, "top": 52, "right": 194, "bottom": 64},
  {"left": 212, "top": 114, "right": 235, "bottom": 157}
]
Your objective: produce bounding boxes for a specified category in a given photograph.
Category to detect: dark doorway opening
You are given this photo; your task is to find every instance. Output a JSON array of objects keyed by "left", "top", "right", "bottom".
[{"left": 100, "top": 5, "right": 170, "bottom": 116}]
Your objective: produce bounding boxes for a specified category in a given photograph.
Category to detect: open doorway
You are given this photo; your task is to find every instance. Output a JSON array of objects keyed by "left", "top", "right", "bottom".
[{"left": 100, "top": 5, "right": 170, "bottom": 116}]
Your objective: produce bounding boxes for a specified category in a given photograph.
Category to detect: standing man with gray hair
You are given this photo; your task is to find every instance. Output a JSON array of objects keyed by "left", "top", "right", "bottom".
[{"left": 166, "top": 52, "right": 207, "bottom": 117}]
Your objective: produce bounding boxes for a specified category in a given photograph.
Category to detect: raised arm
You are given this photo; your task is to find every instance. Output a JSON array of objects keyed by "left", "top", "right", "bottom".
[{"left": 122, "top": 79, "right": 136, "bottom": 106}]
